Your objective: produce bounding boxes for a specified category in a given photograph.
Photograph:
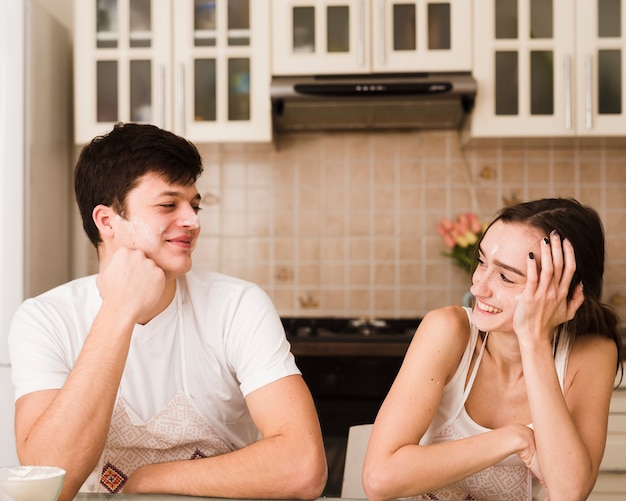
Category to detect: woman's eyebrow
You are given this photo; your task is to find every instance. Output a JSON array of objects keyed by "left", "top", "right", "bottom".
[{"left": 478, "top": 245, "right": 526, "bottom": 277}]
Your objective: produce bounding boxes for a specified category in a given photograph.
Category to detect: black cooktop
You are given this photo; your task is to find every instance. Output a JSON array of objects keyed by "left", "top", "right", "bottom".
[{"left": 281, "top": 317, "right": 421, "bottom": 342}]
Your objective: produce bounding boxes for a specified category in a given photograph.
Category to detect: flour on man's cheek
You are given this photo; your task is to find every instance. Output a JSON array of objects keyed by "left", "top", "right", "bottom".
[{"left": 114, "top": 214, "right": 163, "bottom": 252}]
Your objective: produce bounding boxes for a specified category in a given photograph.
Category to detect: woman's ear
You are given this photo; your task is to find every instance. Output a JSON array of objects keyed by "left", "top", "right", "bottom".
[{"left": 92, "top": 204, "right": 116, "bottom": 239}]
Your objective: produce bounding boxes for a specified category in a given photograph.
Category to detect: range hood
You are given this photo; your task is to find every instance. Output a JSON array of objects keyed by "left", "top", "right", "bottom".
[{"left": 270, "top": 73, "right": 477, "bottom": 132}]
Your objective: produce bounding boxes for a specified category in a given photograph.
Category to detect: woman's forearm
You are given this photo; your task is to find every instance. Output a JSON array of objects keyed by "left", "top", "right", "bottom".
[
  {"left": 363, "top": 425, "right": 529, "bottom": 501},
  {"left": 521, "top": 341, "right": 595, "bottom": 500}
]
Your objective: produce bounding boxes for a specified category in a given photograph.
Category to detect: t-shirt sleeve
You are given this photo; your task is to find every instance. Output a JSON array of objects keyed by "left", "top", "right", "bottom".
[
  {"left": 223, "top": 284, "right": 299, "bottom": 397},
  {"left": 8, "top": 298, "right": 73, "bottom": 401}
]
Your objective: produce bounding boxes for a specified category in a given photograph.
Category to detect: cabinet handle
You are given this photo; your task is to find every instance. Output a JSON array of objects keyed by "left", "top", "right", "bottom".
[
  {"left": 357, "top": 0, "right": 365, "bottom": 67},
  {"left": 564, "top": 55, "right": 572, "bottom": 131},
  {"left": 585, "top": 54, "right": 593, "bottom": 130},
  {"left": 378, "top": 0, "right": 385, "bottom": 66},
  {"left": 176, "top": 63, "right": 185, "bottom": 136}
]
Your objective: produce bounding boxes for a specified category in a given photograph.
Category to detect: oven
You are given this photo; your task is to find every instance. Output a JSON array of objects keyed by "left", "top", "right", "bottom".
[{"left": 282, "top": 317, "right": 421, "bottom": 496}]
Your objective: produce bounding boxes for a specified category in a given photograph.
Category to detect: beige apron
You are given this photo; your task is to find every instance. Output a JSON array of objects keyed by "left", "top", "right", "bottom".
[
  {"left": 419, "top": 333, "right": 533, "bottom": 501},
  {"left": 83, "top": 291, "right": 235, "bottom": 493}
]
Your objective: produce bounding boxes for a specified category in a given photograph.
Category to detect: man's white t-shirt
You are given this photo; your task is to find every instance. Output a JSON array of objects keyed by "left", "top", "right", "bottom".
[{"left": 8, "top": 270, "right": 299, "bottom": 449}]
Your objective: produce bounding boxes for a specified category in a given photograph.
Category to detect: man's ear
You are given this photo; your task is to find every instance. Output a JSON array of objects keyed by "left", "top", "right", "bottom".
[{"left": 92, "top": 204, "right": 116, "bottom": 239}]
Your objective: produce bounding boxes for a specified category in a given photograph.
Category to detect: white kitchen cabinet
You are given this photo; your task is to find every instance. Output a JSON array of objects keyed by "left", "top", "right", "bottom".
[
  {"left": 590, "top": 389, "right": 626, "bottom": 500},
  {"left": 574, "top": 0, "right": 626, "bottom": 135},
  {"left": 471, "top": 0, "right": 626, "bottom": 138},
  {"left": 271, "top": 0, "right": 472, "bottom": 75},
  {"left": 74, "top": 0, "right": 271, "bottom": 144}
]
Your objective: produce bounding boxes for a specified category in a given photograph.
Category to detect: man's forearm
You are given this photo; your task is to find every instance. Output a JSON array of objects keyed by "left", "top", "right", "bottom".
[
  {"left": 123, "top": 431, "right": 327, "bottom": 499},
  {"left": 16, "top": 306, "right": 136, "bottom": 500}
]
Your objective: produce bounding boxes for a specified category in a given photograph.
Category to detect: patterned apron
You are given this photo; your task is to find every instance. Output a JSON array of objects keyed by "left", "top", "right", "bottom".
[
  {"left": 82, "top": 291, "right": 235, "bottom": 493},
  {"left": 418, "top": 333, "right": 533, "bottom": 501}
]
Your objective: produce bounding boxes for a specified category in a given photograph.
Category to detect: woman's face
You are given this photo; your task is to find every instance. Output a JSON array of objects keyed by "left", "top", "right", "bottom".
[{"left": 469, "top": 220, "right": 545, "bottom": 334}]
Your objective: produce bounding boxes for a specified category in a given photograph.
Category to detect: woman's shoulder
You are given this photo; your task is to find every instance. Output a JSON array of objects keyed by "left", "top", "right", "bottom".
[
  {"left": 565, "top": 333, "right": 620, "bottom": 394},
  {"left": 405, "top": 305, "right": 473, "bottom": 380},
  {"left": 569, "top": 333, "right": 618, "bottom": 363},
  {"left": 419, "top": 305, "right": 473, "bottom": 340}
]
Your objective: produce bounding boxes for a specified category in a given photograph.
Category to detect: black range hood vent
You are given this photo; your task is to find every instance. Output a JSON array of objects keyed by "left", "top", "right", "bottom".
[{"left": 270, "top": 73, "right": 477, "bottom": 132}]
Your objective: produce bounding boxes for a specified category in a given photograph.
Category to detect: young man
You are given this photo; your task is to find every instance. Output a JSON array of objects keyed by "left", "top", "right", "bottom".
[{"left": 8, "top": 123, "right": 327, "bottom": 501}]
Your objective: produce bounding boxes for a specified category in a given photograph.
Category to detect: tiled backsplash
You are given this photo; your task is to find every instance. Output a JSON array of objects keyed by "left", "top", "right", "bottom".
[{"left": 190, "top": 130, "right": 626, "bottom": 321}]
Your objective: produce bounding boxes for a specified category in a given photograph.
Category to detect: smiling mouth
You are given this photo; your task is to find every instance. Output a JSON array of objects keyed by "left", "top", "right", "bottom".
[
  {"left": 476, "top": 300, "right": 502, "bottom": 314},
  {"left": 167, "top": 236, "right": 194, "bottom": 246}
]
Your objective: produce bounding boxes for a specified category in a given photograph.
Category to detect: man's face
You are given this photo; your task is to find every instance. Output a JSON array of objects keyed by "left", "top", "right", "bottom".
[{"left": 110, "top": 172, "right": 201, "bottom": 279}]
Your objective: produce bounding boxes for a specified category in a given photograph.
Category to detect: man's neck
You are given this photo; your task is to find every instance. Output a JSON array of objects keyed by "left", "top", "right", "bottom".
[{"left": 137, "top": 278, "right": 178, "bottom": 325}]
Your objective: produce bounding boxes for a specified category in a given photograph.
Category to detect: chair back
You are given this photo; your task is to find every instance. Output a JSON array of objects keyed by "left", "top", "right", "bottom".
[{"left": 341, "top": 424, "right": 373, "bottom": 499}]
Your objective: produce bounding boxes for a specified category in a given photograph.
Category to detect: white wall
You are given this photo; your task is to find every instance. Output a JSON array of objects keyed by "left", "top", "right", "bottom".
[
  {"left": 0, "top": 0, "right": 71, "bottom": 467},
  {"left": 0, "top": 367, "right": 18, "bottom": 465},
  {"left": 39, "top": 0, "right": 73, "bottom": 36}
]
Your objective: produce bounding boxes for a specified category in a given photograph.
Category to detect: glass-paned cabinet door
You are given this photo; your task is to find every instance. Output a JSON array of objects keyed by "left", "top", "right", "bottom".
[
  {"left": 471, "top": 0, "right": 576, "bottom": 137},
  {"left": 272, "top": 0, "right": 371, "bottom": 75},
  {"left": 371, "top": 0, "right": 472, "bottom": 72},
  {"left": 173, "top": 0, "right": 271, "bottom": 142},
  {"left": 74, "top": 0, "right": 172, "bottom": 144},
  {"left": 575, "top": 0, "right": 626, "bottom": 136}
]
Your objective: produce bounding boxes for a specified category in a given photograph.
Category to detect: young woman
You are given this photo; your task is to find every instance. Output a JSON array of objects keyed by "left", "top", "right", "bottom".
[{"left": 363, "top": 198, "right": 623, "bottom": 501}]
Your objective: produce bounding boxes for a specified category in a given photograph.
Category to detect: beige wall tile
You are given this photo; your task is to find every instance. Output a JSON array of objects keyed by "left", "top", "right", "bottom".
[
  {"left": 190, "top": 131, "right": 626, "bottom": 321},
  {"left": 322, "top": 213, "right": 347, "bottom": 235},
  {"left": 374, "top": 289, "right": 396, "bottom": 312},
  {"left": 553, "top": 161, "right": 576, "bottom": 183},
  {"left": 348, "top": 289, "right": 371, "bottom": 313},
  {"left": 579, "top": 162, "right": 602, "bottom": 183},
  {"left": 321, "top": 289, "right": 347, "bottom": 311}
]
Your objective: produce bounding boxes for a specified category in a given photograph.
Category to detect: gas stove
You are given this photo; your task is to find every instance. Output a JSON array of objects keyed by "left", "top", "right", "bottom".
[
  {"left": 282, "top": 317, "right": 421, "bottom": 357},
  {"left": 281, "top": 317, "right": 420, "bottom": 342},
  {"left": 283, "top": 316, "right": 421, "bottom": 496}
]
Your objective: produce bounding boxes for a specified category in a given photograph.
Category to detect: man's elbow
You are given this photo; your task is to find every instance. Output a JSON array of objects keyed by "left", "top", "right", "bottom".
[{"left": 288, "top": 450, "right": 328, "bottom": 499}]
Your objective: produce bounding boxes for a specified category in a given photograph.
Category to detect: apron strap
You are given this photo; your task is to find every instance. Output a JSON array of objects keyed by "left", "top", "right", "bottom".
[{"left": 176, "top": 281, "right": 190, "bottom": 396}]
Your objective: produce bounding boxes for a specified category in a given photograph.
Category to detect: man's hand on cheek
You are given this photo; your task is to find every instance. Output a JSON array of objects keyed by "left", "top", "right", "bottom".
[{"left": 97, "top": 247, "right": 166, "bottom": 323}]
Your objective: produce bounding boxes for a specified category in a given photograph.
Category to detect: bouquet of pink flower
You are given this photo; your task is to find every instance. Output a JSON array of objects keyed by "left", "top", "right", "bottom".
[{"left": 437, "top": 212, "right": 486, "bottom": 274}]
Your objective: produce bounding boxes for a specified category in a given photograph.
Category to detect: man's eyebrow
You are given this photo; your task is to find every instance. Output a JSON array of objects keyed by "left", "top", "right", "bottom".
[
  {"left": 478, "top": 245, "right": 526, "bottom": 277},
  {"left": 158, "top": 191, "right": 201, "bottom": 201}
]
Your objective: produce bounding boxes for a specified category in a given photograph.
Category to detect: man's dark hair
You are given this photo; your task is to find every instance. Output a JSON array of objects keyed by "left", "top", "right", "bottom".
[{"left": 74, "top": 123, "right": 203, "bottom": 248}]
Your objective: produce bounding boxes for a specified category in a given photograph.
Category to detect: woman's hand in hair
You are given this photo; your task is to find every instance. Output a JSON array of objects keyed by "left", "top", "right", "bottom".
[{"left": 513, "top": 231, "right": 584, "bottom": 346}]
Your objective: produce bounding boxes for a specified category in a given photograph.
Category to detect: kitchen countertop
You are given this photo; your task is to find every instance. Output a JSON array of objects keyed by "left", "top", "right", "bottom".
[
  {"left": 74, "top": 496, "right": 452, "bottom": 501},
  {"left": 290, "top": 339, "right": 410, "bottom": 357},
  {"left": 73, "top": 496, "right": 369, "bottom": 501},
  {"left": 291, "top": 327, "right": 626, "bottom": 359}
]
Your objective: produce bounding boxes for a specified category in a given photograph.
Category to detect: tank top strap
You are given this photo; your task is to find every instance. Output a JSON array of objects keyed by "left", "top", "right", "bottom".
[
  {"left": 451, "top": 307, "right": 489, "bottom": 422},
  {"left": 553, "top": 333, "right": 571, "bottom": 392}
]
